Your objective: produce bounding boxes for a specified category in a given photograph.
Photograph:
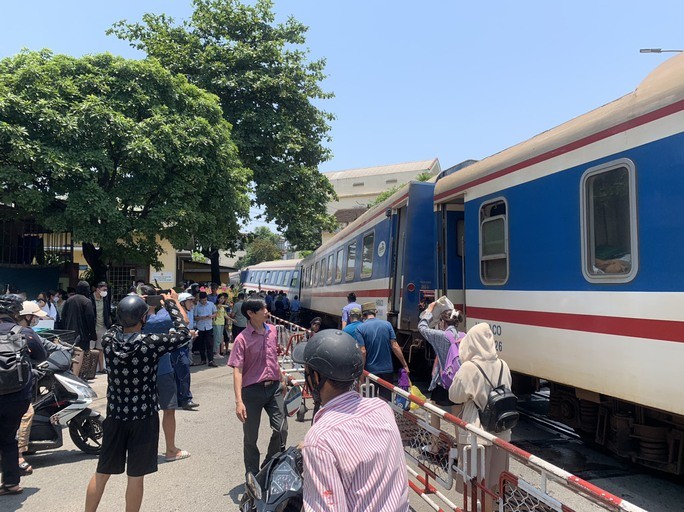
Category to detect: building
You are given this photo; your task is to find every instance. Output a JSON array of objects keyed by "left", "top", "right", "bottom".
[{"left": 322, "top": 158, "right": 441, "bottom": 243}]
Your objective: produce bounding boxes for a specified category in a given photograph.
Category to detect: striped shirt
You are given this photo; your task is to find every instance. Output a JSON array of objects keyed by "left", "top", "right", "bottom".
[{"left": 302, "top": 391, "right": 409, "bottom": 512}]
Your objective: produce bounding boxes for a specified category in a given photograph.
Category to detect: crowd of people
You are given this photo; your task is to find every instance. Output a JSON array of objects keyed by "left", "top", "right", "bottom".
[{"left": 0, "top": 276, "right": 512, "bottom": 512}]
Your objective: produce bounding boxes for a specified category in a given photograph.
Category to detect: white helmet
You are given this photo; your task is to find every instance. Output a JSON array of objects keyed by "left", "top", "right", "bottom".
[{"left": 177, "top": 293, "right": 193, "bottom": 304}]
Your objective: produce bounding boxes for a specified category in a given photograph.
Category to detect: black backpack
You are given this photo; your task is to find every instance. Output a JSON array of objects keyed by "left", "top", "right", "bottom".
[
  {"left": 0, "top": 325, "right": 32, "bottom": 395},
  {"left": 472, "top": 360, "right": 519, "bottom": 433}
]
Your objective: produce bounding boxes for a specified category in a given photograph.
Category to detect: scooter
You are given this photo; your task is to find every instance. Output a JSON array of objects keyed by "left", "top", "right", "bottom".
[
  {"left": 240, "top": 421, "right": 303, "bottom": 512},
  {"left": 28, "top": 343, "right": 104, "bottom": 455}
]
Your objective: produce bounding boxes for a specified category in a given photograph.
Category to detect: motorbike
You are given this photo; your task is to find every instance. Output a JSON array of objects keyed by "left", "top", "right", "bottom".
[
  {"left": 240, "top": 420, "right": 303, "bottom": 512},
  {"left": 28, "top": 341, "right": 104, "bottom": 455}
]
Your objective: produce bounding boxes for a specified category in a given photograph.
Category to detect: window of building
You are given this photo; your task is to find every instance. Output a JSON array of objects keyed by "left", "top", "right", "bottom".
[
  {"left": 361, "top": 232, "right": 374, "bottom": 279},
  {"left": 346, "top": 242, "right": 357, "bottom": 281},
  {"left": 480, "top": 199, "right": 508, "bottom": 285},
  {"left": 386, "top": 178, "right": 398, "bottom": 184},
  {"left": 335, "top": 248, "right": 343, "bottom": 283},
  {"left": 352, "top": 182, "right": 364, "bottom": 187},
  {"left": 327, "top": 255, "right": 334, "bottom": 284},
  {"left": 581, "top": 159, "right": 638, "bottom": 282}
]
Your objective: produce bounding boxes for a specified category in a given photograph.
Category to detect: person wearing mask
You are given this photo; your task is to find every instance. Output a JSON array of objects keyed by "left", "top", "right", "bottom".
[
  {"left": 213, "top": 293, "right": 229, "bottom": 356},
  {"left": 53, "top": 290, "right": 67, "bottom": 321},
  {"left": 91, "top": 282, "right": 112, "bottom": 374},
  {"left": 0, "top": 295, "right": 47, "bottom": 496},
  {"left": 193, "top": 292, "right": 217, "bottom": 367},
  {"left": 230, "top": 292, "right": 248, "bottom": 340},
  {"left": 354, "top": 303, "right": 410, "bottom": 401},
  {"left": 140, "top": 285, "right": 191, "bottom": 463},
  {"left": 341, "top": 292, "right": 361, "bottom": 329},
  {"left": 60, "top": 280, "right": 97, "bottom": 377},
  {"left": 84, "top": 291, "right": 190, "bottom": 512},
  {"left": 292, "top": 330, "right": 409, "bottom": 511},
  {"left": 449, "top": 323, "right": 513, "bottom": 512},
  {"left": 174, "top": 293, "right": 199, "bottom": 410},
  {"left": 227, "top": 298, "right": 287, "bottom": 478},
  {"left": 35, "top": 291, "right": 57, "bottom": 321},
  {"left": 342, "top": 308, "right": 363, "bottom": 338}
]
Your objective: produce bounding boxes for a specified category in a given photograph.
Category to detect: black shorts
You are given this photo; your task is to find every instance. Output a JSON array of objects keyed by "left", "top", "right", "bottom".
[
  {"left": 96, "top": 414, "right": 160, "bottom": 477},
  {"left": 431, "top": 385, "right": 456, "bottom": 407},
  {"left": 232, "top": 324, "right": 245, "bottom": 339},
  {"left": 157, "top": 372, "right": 178, "bottom": 410}
]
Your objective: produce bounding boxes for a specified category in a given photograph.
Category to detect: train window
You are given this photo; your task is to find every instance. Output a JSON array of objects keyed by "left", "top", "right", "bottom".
[
  {"left": 361, "top": 232, "right": 374, "bottom": 279},
  {"left": 581, "top": 159, "right": 638, "bottom": 283},
  {"left": 327, "top": 255, "right": 334, "bottom": 284},
  {"left": 335, "top": 248, "right": 343, "bottom": 283},
  {"left": 284, "top": 271, "right": 291, "bottom": 287},
  {"left": 346, "top": 242, "right": 357, "bottom": 281},
  {"left": 278, "top": 271, "right": 284, "bottom": 285},
  {"left": 479, "top": 199, "right": 508, "bottom": 285},
  {"left": 291, "top": 270, "right": 299, "bottom": 287},
  {"left": 264, "top": 271, "right": 271, "bottom": 284},
  {"left": 314, "top": 262, "right": 319, "bottom": 286},
  {"left": 320, "top": 259, "right": 327, "bottom": 285}
]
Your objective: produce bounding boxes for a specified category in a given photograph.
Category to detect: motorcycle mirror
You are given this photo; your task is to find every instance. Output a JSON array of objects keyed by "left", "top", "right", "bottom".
[{"left": 246, "top": 472, "right": 262, "bottom": 501}]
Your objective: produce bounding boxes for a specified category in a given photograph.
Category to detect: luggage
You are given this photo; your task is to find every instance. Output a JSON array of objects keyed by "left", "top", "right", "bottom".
[
  {"left": 79, "top": 349, "right": 100, "bottom": 380},
  {"left": 0, "top": 325, "right": 31, "bottom": 395}
]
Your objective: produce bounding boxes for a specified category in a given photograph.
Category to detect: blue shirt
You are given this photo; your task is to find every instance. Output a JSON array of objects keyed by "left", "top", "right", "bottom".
[
  {"left": 290, "top": 299, "right": 301, "bottom": 312},
  {"left": 194, "top": 301, "right": 216, "bottom": 331},
  {"left": 143, "top": 309, "right": 175, "bottom": 375},
  {"left": 354, "top": 318, "right": 396, "bottom": 374},
  {"left": 342, "top": 320, "right": 362, "bottom": 338},
  {"left": 342, "top": 302, "right": 361, "bottom": 324}
]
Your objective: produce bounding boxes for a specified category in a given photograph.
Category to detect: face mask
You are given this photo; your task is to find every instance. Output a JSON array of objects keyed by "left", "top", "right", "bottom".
[
  {"left": 53, "top": 296, "right": 60, "bottom": 302},
  {"left": 99, "top": 290, "right": 108, "bottom": 297}
]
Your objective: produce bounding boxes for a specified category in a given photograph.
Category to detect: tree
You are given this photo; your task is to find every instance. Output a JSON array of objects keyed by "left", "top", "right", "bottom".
[
  {"left": 236, "top": 226, "right": 282, "bottom": 268},
  {"left": 109, "top": 0, "right": 337, "bottom": 251},
  {"left": 0, "top": 50, "right": 250, "bottom": 283}
]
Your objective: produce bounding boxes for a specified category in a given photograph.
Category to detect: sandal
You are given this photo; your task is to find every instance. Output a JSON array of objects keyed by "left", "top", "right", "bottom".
[
  {"left": 0, "top": 484, "right": 23, "bottom": 496},
  {"left": 165, "top": 449, "right": 191, "bottom": 462},
  {"left": 18, "top": 461, "right": 33, "bottom": 475}
]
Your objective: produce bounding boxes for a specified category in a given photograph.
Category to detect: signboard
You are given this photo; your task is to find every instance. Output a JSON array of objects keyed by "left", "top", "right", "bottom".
[{"left": 151, "top": 271, "right": 173, "bottom": 283}]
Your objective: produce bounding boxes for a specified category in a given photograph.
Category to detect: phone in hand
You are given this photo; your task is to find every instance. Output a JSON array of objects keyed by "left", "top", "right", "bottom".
[{"left": 146, "top": 295, "right": 163, "bottom": 308}]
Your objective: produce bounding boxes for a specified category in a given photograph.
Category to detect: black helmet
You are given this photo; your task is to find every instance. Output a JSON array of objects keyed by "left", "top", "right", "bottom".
[
  {"left": 0, "top": 294, "right": 23, "bottom": 317},
  {"left": 116, "top": 295, "right": 149, "bottom": 327},
  {"left": 292, "top": 329, "right": 363, "bottom": 382}
]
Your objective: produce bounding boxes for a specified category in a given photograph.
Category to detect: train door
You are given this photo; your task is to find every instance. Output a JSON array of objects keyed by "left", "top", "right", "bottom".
[
  {"left": 439, "top": 202, "right": 466, "bottom": 313},
  {"left": 389, "top": 205, "right": 408, "bottom": 317}
]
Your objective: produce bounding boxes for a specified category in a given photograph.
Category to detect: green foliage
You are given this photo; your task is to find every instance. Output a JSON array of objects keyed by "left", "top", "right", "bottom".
[
  {"left": 110, "top": 0, "right": 337, "bottom": 250},
  {"left": 236, "top": 226, "right": 282, "bottom": 268},
  {"left": 415, "top": 171, "right": 433, "bottom": 182},
  {"left": 367, "top": 184, "right": 404, "bottom": 208},
  {"left": 191, "top": 251, "right": 207, "bottom": 263},
  {"left": 0, "top": 50, "right": 250, "bottom": 269}
]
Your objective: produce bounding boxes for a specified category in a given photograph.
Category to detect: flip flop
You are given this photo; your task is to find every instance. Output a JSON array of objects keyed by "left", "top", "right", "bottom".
[
  {"left": 0, "top": 484, "right": 23, "bottom": 496},
  {"left": 18, "top": 461, "right": 33, "bottom": 475},
  {"left": 165, "top": 450, "right": 191, "bottom": 462}
]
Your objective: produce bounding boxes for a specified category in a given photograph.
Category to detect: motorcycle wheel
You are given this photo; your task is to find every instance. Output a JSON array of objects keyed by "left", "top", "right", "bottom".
[{"left": 69, "top": 414, "right": 104, "bottom": 455}]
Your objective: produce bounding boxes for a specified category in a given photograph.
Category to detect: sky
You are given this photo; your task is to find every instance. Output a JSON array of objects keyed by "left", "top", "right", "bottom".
[{"left": 2, "top": 1, "right": 682, "bottom": 229}]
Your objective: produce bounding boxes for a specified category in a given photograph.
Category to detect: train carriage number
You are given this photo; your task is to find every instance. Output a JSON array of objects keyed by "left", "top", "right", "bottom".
[{"left": 489, "top": 323, "right": 503, "bottom": 352}]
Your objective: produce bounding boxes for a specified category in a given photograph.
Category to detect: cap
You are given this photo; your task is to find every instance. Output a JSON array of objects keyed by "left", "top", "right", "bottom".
[
  {"left": 361, "top": 302, "right": 376, "bottom": 313},
  {"left": 349, "top": 307, "right": 362, "bottom": 318},
  {"left": 21, "top": 301, "right": 47, "bottom": 317}
]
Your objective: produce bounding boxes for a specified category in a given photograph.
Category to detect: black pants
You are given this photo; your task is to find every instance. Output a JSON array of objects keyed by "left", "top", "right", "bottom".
[
  {"left": 242, "top": 381, "right": 288, "bottom": 476},
  {"left": 196, "top": 329, "right": 214, "bottom": 363},
  {"left": 373, "top": 372, "right": 395, "bottom": 401},
  {"left": 0, "top": 398, "right": 31, "bottom": 486}
]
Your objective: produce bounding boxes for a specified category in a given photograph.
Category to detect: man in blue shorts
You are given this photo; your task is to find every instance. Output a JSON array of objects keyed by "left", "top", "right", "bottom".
[{"left": 354, "top": 302, "right": 409, "bottom": 400}]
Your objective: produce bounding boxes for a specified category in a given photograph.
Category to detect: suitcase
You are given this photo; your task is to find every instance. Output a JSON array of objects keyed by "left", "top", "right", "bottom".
[{"left": 79, "top": 349, "right": 100, "bottom": 380}]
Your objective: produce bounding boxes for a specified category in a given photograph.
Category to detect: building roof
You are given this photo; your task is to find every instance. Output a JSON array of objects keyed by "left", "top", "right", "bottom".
[{"left": 324, "top": 158, "right": 439, "bottom": 181}]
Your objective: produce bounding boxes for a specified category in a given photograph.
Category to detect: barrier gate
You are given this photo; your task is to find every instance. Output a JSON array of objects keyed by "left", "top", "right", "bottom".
[{"left": 266, "top": 316, "right": 646, "bottom": 512}]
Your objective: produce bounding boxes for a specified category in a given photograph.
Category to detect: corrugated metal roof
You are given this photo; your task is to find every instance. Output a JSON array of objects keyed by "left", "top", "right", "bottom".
[{"left": 324, "top": 158, "right": 438, "bottom": 181}]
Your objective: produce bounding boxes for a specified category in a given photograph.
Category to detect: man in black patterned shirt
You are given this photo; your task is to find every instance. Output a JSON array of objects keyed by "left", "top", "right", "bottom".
[{"left": 84, "top": 290, "right": 190, "bottom": 512}]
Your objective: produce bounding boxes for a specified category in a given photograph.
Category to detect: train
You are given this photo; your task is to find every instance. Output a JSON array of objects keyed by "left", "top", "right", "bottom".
[
  {"left": 239, "top": 54, "right": 684, "bottom": 474},
  {"left": 238, "top": 258, "right": 301, "bottom": 296}
]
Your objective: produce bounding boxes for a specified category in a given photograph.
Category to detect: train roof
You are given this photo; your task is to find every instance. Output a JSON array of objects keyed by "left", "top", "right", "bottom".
[
  {"left": 244, "top": 258, "right": 301, "bottom": 270},
  {"left": 434, "top": 53, "right": 684, "bottom": 204}
]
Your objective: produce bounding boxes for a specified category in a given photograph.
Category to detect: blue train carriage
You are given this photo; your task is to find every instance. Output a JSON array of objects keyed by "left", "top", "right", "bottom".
[
  {"left": 299, "top": 180, "right": 437, "bottom": 356},
  {"left": 240, "top": 258, "right": 301, "bottom": 296},
  {"left": 434, "top": 54, "right": 684, "bottom": 473}
]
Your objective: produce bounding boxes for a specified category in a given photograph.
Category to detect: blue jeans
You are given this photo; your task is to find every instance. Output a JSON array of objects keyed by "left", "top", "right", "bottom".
[
  {"left": 213, "top": 325, "right": 224, "bottom": 353},
  {"left": 170, "top": 347, "right": 192, "bottom": 405}
]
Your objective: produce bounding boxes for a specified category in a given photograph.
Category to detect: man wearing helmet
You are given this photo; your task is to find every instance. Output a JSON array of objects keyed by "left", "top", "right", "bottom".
[
  {"left": 292, "top": 330, "right": 409, "bottom": 512},
  {"left": 84, "top": 290, "right": 190, "bottom": 512}
]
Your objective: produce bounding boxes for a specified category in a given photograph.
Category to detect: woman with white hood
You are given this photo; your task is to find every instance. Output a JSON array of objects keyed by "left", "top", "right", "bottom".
[{"left": 449, "top": 322, "right": 512, "bottom": 512}]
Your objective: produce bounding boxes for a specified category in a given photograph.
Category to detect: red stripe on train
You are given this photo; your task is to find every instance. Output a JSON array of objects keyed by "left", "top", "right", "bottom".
[
  {"left": 435, "top": 98, "right": 684, "bottom": 202},
  {"left": 467, "top": 306, "right": 684, "bottom": 342}
]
